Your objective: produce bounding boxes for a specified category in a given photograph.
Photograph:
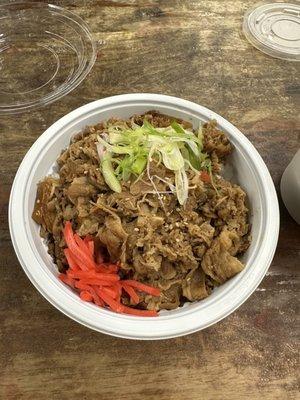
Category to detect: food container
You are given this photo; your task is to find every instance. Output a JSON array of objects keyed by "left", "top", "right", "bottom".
[
  {"left": 281, "top": 149, "right": 300, "bottom": 224},
  {"left": 0, "top": 2, "right": 96, "bottom": 114},
  {"left": 9, "top": 94, "right": 280, "bottom": 339}
]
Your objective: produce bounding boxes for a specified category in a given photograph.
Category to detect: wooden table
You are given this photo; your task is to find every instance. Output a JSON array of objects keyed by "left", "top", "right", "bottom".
[{"left": 1, "top": 1, "right": 299, "bottom": 399}]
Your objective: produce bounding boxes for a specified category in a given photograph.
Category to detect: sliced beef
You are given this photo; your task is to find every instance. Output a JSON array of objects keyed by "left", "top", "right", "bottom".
[
  {"left": 32, "top": 177, "right": 60, "bottom": 232},
  {"left": 32, "top": 112, "right": 251, "bottom": 311},
  {"left": 202, "top": 120, "right": 232, "bottom": 159},
  {"left": 182, "top": 268, "right": 208, "bottom": 301},
  {"left": 201, "top": 229, "right": 244, "bottom": 284}
]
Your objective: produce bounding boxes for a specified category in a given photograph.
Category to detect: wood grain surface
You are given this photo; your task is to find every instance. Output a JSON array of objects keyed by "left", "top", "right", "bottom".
[{"left": 0, "top": 1, "right": 299, "bottom": 399}]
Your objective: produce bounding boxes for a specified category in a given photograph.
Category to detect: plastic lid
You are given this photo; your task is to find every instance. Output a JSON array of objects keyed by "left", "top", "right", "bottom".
[
  {"left": 0, "top": 2, "right": 97, "bottom": 114},
  {"left": 243, "top": 1, "right": 300, "bottom": 61}
]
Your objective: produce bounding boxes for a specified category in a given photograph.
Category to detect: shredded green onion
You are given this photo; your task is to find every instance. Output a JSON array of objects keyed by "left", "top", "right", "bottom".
[
  {"left": 102, "top": 153, "right": 122, "bottom": 193},
  {"left": 96, "top": 119, "right": 212, "bottom": 205}
]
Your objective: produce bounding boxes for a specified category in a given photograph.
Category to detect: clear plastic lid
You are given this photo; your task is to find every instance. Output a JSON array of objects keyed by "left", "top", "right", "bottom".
[
  {"left": 0, "top": 2, "right": 97, "bottom": 114},
  {"left": 243, "top": 1, "right": 300, "bottom": 61}
]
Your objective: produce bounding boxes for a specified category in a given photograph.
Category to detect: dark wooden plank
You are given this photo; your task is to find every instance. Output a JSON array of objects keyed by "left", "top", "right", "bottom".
[{"left": 1, "top": 1, "right": 299, "bottom": 399}]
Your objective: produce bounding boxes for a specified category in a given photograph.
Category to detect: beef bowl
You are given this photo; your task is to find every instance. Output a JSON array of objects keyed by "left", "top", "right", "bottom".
[{"left": 9, "top": 94, "right": 279, "bottom": 339}]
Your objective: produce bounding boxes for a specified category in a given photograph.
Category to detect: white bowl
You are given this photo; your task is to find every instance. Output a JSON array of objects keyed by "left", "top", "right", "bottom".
[{"left": 9, "top": 94, "right": 279, "bottom": 340}]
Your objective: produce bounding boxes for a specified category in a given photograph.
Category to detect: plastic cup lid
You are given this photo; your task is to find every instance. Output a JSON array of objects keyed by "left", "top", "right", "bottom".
[{"left": 243, "top": 1, "right": 300, "bottom": 61}]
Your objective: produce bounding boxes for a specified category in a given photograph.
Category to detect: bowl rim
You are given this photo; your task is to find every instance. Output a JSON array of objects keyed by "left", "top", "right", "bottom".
[{"left": 9, "top": 93, "right": 280, "bottom": 339}]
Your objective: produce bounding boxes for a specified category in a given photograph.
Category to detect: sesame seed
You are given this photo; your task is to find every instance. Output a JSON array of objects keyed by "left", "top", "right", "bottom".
[
  {"left": 37, "top": 199, "right": 40, "bottom": 203},
  {"left": 176, "top": 238, "right": 180, "bottom": 242},
  {"left": 175, "top": 222, "right": 180, "bottom": 227},
  {"left": 134, "top": 228, "right": 139, "bottom": 232}
]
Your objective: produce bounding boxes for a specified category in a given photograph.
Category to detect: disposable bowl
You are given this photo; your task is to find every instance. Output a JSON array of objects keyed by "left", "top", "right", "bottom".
[{"left": 9, "top": 94, "right": 280, "bottom": 339}]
